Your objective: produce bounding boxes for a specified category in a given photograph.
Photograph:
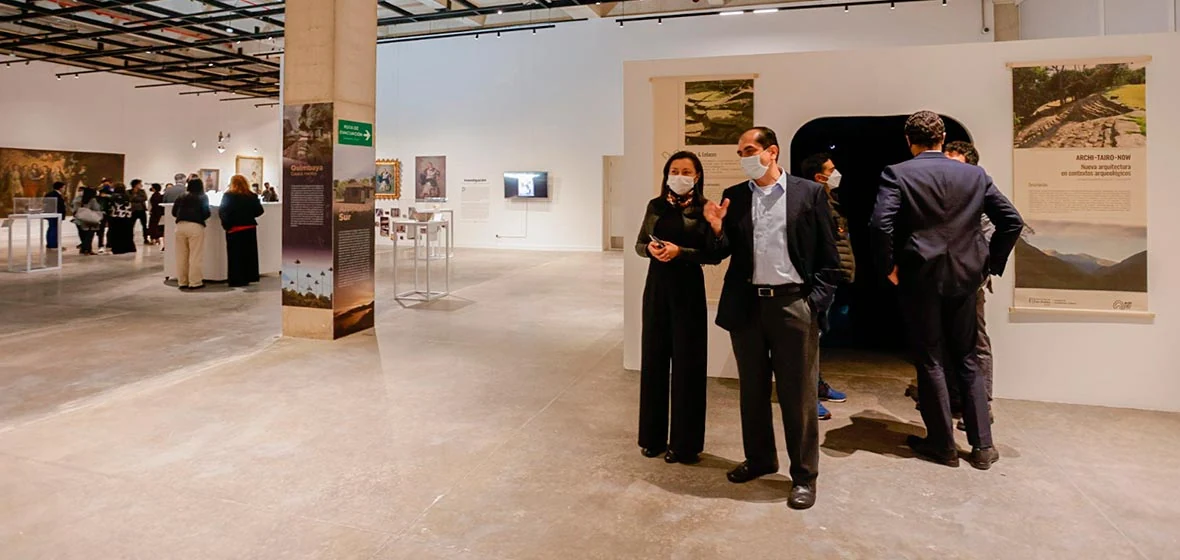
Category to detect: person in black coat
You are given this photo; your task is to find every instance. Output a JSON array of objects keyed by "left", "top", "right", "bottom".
[
  {"left": 870, "top": 111, "right": 1024, "bottom": 470},
  {"left": 219, "top": 174, "right": 265, "bottom": 287},
  {"left": 635, "top": 151, "right": 720, "bottom": 466},
  {"left": 147, "top": 184, "right": 165, "bottom": 244},
  {"left": 105, "top": 183, "right": 137, "bottom": 255},
  {"left": 45, "top": 181, "right": 67, "bottom": 250}
]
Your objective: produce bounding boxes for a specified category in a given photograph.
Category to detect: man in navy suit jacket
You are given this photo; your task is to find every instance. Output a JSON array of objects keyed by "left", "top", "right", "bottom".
[{"left": 870, "top": 111, "right": 1023, "bottom": 470}]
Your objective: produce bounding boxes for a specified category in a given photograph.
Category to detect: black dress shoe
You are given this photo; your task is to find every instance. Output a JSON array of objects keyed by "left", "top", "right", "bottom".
[
  {"left": 664, "top": 451, "right": 701, "bottom": 465},
  {"left": 641, "top": 447, "right": 666, "bottom": 459},
  {"left": 727, "top": 461, "right": 779, "bottom": 483},
  {"left": 906, "top": 435, "right": 959, "bottom": 467},
  {"left": 969, "top": 446, "right": 1000, "bottom": 470},
  {"left": 788, "top": 482, "right": 817, "bottom": 510}
]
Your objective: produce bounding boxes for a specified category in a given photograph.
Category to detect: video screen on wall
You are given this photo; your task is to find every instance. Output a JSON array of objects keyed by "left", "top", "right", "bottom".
[{"left": 504, "top": 172, "right": 549, "bottom": 199}]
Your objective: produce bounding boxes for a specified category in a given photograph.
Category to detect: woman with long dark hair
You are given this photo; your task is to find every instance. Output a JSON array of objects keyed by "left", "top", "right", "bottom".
[
  {"left": 105, "top": 183, "right": 137, "bottom": 254},
  {"left": 635, "top": 151, "right": 719, "bottom": 465},
  {"left": 71, "top": 187, "right": 102, "bottom": 255},
  {"left": 147, "top": 183, "right": 165, "bottom": 244},
  {"left": 219, "top": 174, "right": 265, "bottom": 287}
]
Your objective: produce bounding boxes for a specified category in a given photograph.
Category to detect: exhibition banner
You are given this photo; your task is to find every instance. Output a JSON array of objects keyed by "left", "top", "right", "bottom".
[
  {"left": 1010, "top": 57, "right": 1150, "bottom": 316},
  {"left": 0, "top": 147, "right": 124, "bottom": 215},
  {"left": 331, "top": 140, "right": 376, "bottom": 338},
  {"left": 281, "top": 102, "right": 336, "bottom": 338},
  {"left": 652, "top": 74, "right": 756, "bottom": 302}
]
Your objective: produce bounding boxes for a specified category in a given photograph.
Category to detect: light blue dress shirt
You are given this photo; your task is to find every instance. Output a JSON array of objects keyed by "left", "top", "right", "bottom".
[{"left": 751, "top": 171, "right": 804, "bottom": 285}]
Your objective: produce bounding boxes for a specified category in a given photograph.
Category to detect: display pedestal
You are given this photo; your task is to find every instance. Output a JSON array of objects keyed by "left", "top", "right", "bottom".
[
  {"left": 3, "top": 213, "right": 62, "bottom": 273},
  {"left": 393, "top": 219, "right": 449, "bottom": 303},
  {"left": 161, "top": 203, "right": 281, "bottom": 282}
]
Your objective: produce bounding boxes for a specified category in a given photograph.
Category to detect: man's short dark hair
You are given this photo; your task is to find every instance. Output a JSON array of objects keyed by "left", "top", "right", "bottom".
[
  {"left": 799, "top": 153, "right": 832, "bottom": 182},
  {"left": 52, "top": 181, "right": 64, "bottom": 190},
  {"left": 944, "top": 141, "right": 979, "bottom": 165},
  {"left": 130, "top": 178, "right": 142, "bottom": 188},
  {"left": 747, "top": 126, "right": 779, "bottom": 158},
  {"left": 904, "top": 111, "right": 946, "bottom": 147}
]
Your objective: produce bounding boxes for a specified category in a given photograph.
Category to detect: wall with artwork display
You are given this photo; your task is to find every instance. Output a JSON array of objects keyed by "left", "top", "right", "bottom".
[
  {"left": 373, "top": 1, "right": 993, "bottom": 250},
  {"left": 0, "top": 59, "right": 280, "bottom": 203},
  {"left": 622, "top": 33, "right": 1180, "bottom": 412},
  {"left": 0, "top": 147, "right": 124, "bottom": 216}
]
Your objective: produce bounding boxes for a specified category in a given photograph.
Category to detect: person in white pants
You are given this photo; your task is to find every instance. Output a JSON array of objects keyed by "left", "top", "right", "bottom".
[{"left": 171, "top": 178, "right": 211, "bottom": 290}]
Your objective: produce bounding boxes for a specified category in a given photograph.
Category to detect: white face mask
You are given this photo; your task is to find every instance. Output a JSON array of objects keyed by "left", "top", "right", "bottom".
[
  {"left": 741, "top": 154, "right": 769, "bottom": 181},
  {"left": 666, "top": 175, "right": 696, "bottom": 195},
  {"left": 825, "top": 169, "right": 842, "bottom": 189}
]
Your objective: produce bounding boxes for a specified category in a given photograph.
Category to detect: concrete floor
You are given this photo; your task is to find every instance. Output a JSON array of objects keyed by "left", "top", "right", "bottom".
[{"left": 1, "top": 245, "right": 1177, "bottom": 559}]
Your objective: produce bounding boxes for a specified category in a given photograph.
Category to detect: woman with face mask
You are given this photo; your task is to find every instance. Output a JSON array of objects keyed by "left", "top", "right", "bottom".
[{"left": 634, "top": 151, "right": 721, "bottom": 465}]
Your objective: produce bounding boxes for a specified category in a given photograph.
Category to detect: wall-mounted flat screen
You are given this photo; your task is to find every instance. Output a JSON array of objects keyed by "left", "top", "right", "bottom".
[{"left": 504, "top": 172, "right": 549, "bottom": 198}]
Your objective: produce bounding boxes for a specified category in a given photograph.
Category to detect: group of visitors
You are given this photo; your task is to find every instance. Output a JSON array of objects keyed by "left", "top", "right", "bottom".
[
  {"left": 636, "top": 113, "right": 1024, "bottom": 510},
  {"left": 67, "top": 177, "right": 156, "bottom": 256},
  {"left": 170, "top": 173, "right": 264, "bottom": 291}
]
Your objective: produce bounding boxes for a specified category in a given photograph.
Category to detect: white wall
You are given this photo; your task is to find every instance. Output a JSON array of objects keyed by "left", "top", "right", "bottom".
[
  {"left": 1021, "top": 0, "right": 1179, "bottom": 39},
  {"left": 0, "top": 60, "right": 281, "bottom": 192},
  {"left": 622, "top": 33, "right": 1180, "bottom": 412},
  {"left": 374, "top": 1, "right": 991, "bottom": 250}
]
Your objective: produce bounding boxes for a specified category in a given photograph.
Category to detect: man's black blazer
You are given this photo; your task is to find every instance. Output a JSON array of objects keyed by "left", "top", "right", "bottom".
[
  {"left": 870, "top": 151, "right": 1024, "bottom": 296},
  {"left": 710, "top": 174, "right": 841, "bottom": 332}
]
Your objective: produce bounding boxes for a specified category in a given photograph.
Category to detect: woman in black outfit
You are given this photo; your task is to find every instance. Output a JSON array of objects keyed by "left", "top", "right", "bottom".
[
  {"left": 219, "top": 174, "right": 265, "bottom": 287},
  {"left": 105, "top": 183, "right": 137, "bottom": 254},
  {"left": 147, "top": 183, "right": 165, "bottom": 244},
  {"left": 636, "top": 151, "right": 719, "bottom": 465}
]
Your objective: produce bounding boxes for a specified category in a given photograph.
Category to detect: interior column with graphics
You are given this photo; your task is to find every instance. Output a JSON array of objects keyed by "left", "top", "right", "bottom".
[{"left": 281, "top": 0, "right": 377, "bottom": 340}]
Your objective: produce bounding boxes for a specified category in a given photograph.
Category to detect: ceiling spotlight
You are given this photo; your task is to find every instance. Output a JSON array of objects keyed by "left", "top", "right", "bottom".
[
  {"left": 74, "top": 75, "right": 79, "bottom": 79},
  {"left": 844, "top": 4, "right": 849, "bottom": 12},
  {"left": 942, "top": 0, "right": 948, "bottom": 4},
  {"left": 720, "top": 10, "right": 744, "bottom": 16},
  {"left": 753, "top": 8, "right": 778, "bottom": 14},
  {"left": 475, "top": 34, "right": 479, "bottom": 40},
  {"left": 217, "top": 144, "right": 226, "bottom": 154},
  {"left": 496, "top": 32, "right": 501, "bottom": 38},
  {"left": 657, "top": 18, "right": 662, "bottom": 24},
  {"left": 890, "top": 2, "right": 896, "bottom": 9},
  {"left": 208, "top": 62, "right": 214, "bottom": 67},
  {"left": 497, "top": 9, "right": 503, "bottom": 14},
  {"left": 532, "top": 28, "right": 537, "bottom": 34},
  {"left": 56, "top": 75, "right": 61, "bottom": 80},
  {"left": 191, "top": 140, "right": 197, "bottom": 149},
  {"left": 618, "top": 20, "right": 623, "bottom": 27},
  {"left": 225, "top": 27, "right": 233, "bottom": 33}
]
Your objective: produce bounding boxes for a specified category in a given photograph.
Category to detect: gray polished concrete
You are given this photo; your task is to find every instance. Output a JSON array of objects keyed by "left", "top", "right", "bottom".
[{"left": 1, "top": 246, "right": 1176, "bottom": 559}]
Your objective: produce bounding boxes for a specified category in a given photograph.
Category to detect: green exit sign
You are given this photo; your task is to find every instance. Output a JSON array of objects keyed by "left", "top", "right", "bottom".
[{"left": 338, "top": 119, "right": 373, "bottom": 146}]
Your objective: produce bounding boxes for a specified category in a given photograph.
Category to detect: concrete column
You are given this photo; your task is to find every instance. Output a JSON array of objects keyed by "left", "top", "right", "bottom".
[
  {"left": 994, "top": 0, "right": 1021, "bottom": 42},
  {"left": 280, "top": 0, "right": 378, "bottom": 340}
]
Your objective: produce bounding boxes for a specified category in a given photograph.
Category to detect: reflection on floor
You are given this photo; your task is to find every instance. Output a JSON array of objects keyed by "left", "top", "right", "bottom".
[{"left": 1, "top": 246, "right": 1177, "bottom": 559}]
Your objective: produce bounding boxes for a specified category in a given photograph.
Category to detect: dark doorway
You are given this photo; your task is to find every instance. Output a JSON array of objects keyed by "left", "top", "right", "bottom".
[{"left": 789, "top": 115, "right": 972, "bottom": 353}]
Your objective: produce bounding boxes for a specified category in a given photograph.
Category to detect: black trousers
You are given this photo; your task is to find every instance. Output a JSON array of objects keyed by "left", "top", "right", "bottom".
[
  {"left": 900, "top": 285, "right": 992, "bottom": 450},
  {"left": 132, "top": 210, "right": 148, "bottom": 241},
  {"left": 226, "top": 228, "right": 260, "bottom": 287},
  {"left": 638, "top": 264, "right": 707, "bottom": 456},
  {"left": 729, "top": 293, "right": 820, "bottom": 485}
]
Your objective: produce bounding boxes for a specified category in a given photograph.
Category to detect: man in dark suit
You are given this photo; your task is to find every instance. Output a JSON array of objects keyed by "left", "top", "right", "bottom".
[
  {"left": 870, "top": 111, "right": 1024, "bottom": 470},
  {"left": 703, "top": 127, "right": 841, "bottom": 510}
]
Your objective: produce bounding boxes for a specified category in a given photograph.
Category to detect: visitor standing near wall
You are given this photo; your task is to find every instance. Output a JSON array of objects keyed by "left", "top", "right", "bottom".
[
  {"left": 129, "top": 179, "right": 149, "bottom": 245},
  {"left": 105, "top": 183, "right": 136, "bottom": 255},
  {"left": 45, "top": 181, "right": 67, "bottom": 250},
  {"left": 148, "top": 184, "right": 164, "bottom": 244},
  {"left": 635, "top": 151, "right": 720, "bottom": 468},
  {"left": 219, "top": 174, "right": 265, "bottom": 288},
  {"left": 172, "top": 178, "right": 211, "bottom": 291}
]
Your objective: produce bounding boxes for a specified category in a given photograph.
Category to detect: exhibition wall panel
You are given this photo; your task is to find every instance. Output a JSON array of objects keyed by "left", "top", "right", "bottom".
[
  {"left": 373, "top": 1, "right": 990, "bottom": 250},
  {"left": 622, "top": 33, "right": 1180, "bottom": 412},
  {"left": 0, "top": 60, "right": 281, "bottom": 195},
  {"left": 1020, "top": 0, "right": 1178, "bottom": 39}
]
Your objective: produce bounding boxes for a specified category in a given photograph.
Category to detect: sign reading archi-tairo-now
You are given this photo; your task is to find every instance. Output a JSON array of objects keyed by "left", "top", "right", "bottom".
[{"left": 338, "top": 120, "right": 373, "bottom": 147}]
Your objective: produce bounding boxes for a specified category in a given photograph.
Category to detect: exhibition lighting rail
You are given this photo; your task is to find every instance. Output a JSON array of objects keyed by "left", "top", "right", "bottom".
[{"left": 613, "top": 0, "right": 950, "bottom": 26}]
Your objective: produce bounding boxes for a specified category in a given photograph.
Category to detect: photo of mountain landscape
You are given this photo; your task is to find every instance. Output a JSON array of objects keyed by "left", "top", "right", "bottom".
[{"left": 1015, "top": 221, "right": 1147, "bottom": 293}]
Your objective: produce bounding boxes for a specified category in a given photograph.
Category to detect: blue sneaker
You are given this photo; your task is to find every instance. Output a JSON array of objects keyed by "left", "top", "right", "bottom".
[
  {"left": 819, "top": 381, "right": 847, "bottom": 403},
  {"left": 818, "top": 401, "right": 832, "bottom": 420}
]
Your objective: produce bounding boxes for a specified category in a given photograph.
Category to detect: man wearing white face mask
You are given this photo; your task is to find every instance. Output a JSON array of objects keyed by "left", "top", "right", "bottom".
[
  {"left": 799, "top": 153, "right": 854, "bottom": 421},
  {"left": 703, "top": 127, "right": 841, "bottom": 510}
]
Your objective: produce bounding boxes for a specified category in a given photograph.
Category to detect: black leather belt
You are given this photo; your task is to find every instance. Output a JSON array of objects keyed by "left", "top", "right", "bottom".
[{"left": 754, "top": 284, "right": 803, "bottom": 298}]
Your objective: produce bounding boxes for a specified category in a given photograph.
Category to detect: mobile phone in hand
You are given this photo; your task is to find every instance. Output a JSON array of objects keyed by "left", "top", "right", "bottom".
[{"left": 649, "top": 235, "right": 666, "bottom": 249}]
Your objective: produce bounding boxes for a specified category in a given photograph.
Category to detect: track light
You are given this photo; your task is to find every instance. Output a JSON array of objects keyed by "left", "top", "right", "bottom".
[
  {"left": 475, "top": 34, "right": 479, "bottom": 40},
  {"left": 496, "top": 32, "right": 501, "bottom": 38},
  {"left": 891, "top": 2, "right": 896, "bottom": 9},
  {"left": 753, "top": 8, "right": 778, "bottom": 14},
  {"left": 217, "top": 144, "right": 226, "bottom": 154},
  {"left": 191, "top": 140, "right": 197, "bottom": 149},
  {"left": 225, "top": 27, "right": 233, "bottom": 33},
  {"left": 532, "top": 28, "right": 537, "bottom": 34},
  {"left": 720, "top": 10, "right": 744, "bottom": 16},
  {"left": 497, "top": 9, "right": 503, "bottom": 14},
  {"left": 56, "top": 75, "right": 61, "bottom": 80},
  {"left": 208, "top": 62, "right": 214, "bottom": 67},
  {"left": 844, "top": 5, "right": 849, "bottom": 12},
  {"left": 943, "top": 0, "right": 948, "bottom": 4},
  {"left": 74, "top": 75, "right": 78, "bottom": 79},
  {"left": 618, "top": 20, "right": 623, "bottom": 27},
  {"left": 657, "top": 18, "right": 662, "bottom": 24}
]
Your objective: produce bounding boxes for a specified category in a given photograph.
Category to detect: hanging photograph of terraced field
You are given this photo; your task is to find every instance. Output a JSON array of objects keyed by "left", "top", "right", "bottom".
[
  {"left": 1013, "top": 62, "right": 1146, "bottom": 149},
  {"left": 683, "top": 79, "right": 754, "bottom": 146}
]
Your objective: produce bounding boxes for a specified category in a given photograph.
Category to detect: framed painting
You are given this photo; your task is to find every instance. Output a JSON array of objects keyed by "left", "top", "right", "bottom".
[
  {"left": 235, "top": 155, "right": 264, "bottom": 188},
  {"left": 376, "top": 159, "right": 401, "bottom": 200},
  {"left": 197, "top": 168, "right": 220, "bottom": 192}
]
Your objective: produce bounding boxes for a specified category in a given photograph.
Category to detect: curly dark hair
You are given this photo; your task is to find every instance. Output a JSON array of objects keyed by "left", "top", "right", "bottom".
[
  {"left": 904, "top": 111, "right": 946, "bottom": 148},
  {"left": 943, "top": 141, "right": 979, "bottom": 165}
]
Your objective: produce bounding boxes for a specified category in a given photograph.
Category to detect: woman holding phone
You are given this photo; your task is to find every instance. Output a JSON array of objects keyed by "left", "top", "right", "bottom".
[{"left": 634, "top": 151, "right": 719, "bottom": 465}]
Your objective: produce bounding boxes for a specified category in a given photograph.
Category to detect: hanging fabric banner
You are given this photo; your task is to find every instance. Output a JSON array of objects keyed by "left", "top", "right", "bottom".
[{"left": 1009, "top": 56, "right": 1152, "bottom": 318}]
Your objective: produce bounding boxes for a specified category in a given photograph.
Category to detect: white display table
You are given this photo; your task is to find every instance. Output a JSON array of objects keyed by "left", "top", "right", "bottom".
[
  {"left": 4, "top": 213, "right": 62, "bottom": 273},
  {"left": 392, "top": 219, "right": 449, "bottom": 303},
  {"left": 160, "top": 201, "right": 281, "bottom": 282}
]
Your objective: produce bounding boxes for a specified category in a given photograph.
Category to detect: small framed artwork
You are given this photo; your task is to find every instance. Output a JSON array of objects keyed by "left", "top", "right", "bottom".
[
  {"left": 198, "top": 168, "right": 220, "bottom": 192},
  {"left": 376, "top": 159, "right": 402, "bottom": 200},
  {"left": 235, "top": 155, "right": 264, "bottom": 188},
  {"left": 392, "top": 208, "right": 401, "bottom": 218}
]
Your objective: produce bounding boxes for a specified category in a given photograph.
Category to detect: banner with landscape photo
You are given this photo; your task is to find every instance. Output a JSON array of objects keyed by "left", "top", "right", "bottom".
[{"left": 1010, "top": 58, "right": 1150, "bottom": 314}]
